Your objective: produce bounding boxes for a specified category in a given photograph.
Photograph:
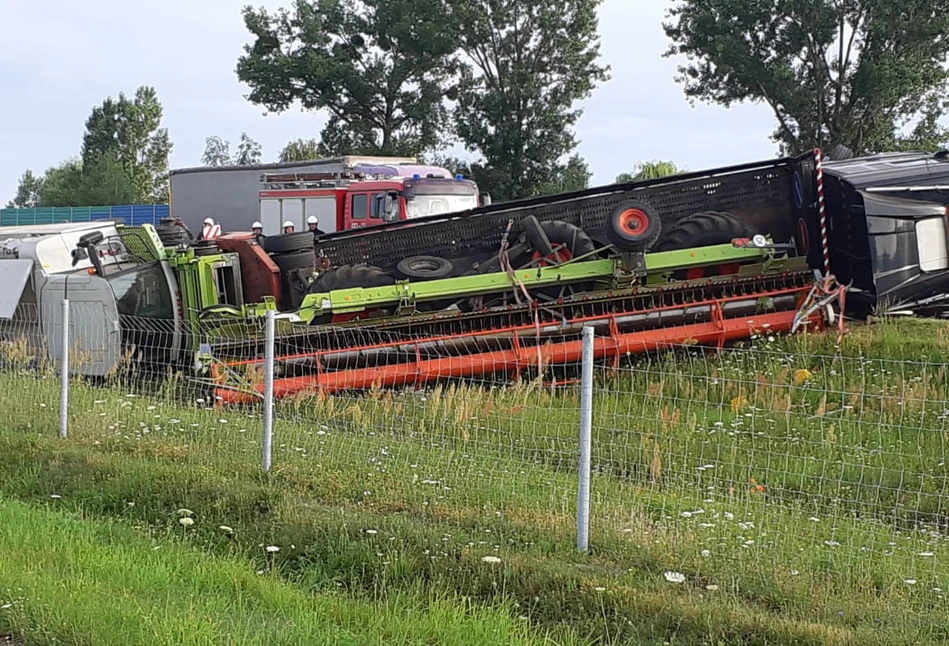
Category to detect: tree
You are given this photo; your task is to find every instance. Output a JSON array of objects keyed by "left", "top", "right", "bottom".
[
  {"left": 36, "top": 155, "right": 138, "bottom": 207},
  {"left": 453, "top": 1, "right": 609, "bottom": 201},
  {"left": 615, "top": 161, "right": 683, "bottom": 183},
  {"left": 664, "top": 0, "right": 949, "bottom": 155},
  {"left": 80, "top": 85, "right": 172, "bottom": 201},
  {"left": 6, "top": 170, "right": 44, "bottom": 208},
  {"left": 202, "top": 136, "right": 232, "bottom": 166},
  {"left": 279, "top": 138, "right": 322, "bottom": 162},
  {"left": 537, "top": 155, "right": 592, "bottom": 195},
  {"left": 235, "top": 133, "right": 263, "bottom": 165},
  {"left": 203, "top": 133, "right": 263, "bottom": 166},
  {"left": 236, "top": 0, "right": 459, "bottom": 157}
]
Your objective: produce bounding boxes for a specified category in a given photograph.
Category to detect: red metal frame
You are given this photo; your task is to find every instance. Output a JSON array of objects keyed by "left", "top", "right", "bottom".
[{"left": 212, "top": 282, "right": 823, "bottom": 404}]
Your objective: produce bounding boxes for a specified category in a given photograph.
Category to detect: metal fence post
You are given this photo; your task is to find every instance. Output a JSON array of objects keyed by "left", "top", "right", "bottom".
[
  {"left": 262, "top": 309, "right": 276, "bottom": 472},
  {"left": 577, "top": 325, "right": 594, "bottom": 552},
  {"left": 59, "top": 299, "right": 70, "bottom": 439}
]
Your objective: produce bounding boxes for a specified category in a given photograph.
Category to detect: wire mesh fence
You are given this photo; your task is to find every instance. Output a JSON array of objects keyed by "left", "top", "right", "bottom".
[{"left": 4, "top": 299, "right": 949, "bottom": 603}]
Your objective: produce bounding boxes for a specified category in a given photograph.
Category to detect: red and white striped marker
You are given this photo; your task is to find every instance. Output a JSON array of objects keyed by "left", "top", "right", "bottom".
[{"left": 814, "top": 147, "right": 830, "bottom": 275}]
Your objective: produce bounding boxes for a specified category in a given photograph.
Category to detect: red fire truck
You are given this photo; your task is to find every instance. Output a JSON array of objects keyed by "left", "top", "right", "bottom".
[{"left": 257, "top": 158, "right": 489, "bottom": 236}]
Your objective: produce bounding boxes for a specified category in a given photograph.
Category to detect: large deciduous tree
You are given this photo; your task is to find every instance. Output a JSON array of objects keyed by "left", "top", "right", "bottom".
[
  {"left": 81, "top": 85, "right": 172, "bottom": 202},
  {"left": 237, "top": 0, "right": 459, "bottom": 157},
  {"left": 453, "top": 0, "right": 609, "bottom": 201},
  {"left": 664, "top": 0, "right": 949, "bottom": 155}
]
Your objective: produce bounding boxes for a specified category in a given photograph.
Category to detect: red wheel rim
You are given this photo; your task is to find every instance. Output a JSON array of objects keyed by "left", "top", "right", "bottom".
[
  {"left": 532, "top": 245, "right": 573, "bottom": 267},
  {"left": 618, "top": 209, "right": 650, "bottom": 237}
]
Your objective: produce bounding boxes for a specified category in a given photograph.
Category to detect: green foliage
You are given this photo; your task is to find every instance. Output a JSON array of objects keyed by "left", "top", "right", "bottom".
[
  {"left": 80, "top": 85, "right": 172, "bottom": 201},
  {"left": 453, "top": 0, "right": 609, "bottom": 200},
  {"left": 202, "top": 133, "right": 263, "bottom": 166},
  {"left": 201, "top": 136, "right": 232, "bottom": 166},
  {"left": 6, "top": 169, "right": 44, "bottom": 208},
  {"left": 235, "top": 133, "right": 263, "bottom": 165},
  {"left": 37, "top": 155, "right": 139, "bottom": 207},
  {"left": 664, "top": 0, "right": 949, "bottom": 154},
  {"left": 536, "top": 155, "right": 592, "bottom": 195},
  {"left": 237, "top": 0, "right": 459, "bottom": 157},
  {"left": 279, "top": 138, "right": 322, "bottom": 162},
  {"left": 615, "top": 160, "right": 683, "bottom": 183}
]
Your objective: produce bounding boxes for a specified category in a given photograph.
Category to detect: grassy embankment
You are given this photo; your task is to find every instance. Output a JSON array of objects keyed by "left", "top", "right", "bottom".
[{"left": 2, "top": 318, "right": 949, "bottom": 644}]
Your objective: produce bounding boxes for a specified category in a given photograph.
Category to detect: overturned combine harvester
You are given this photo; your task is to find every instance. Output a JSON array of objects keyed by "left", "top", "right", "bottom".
[{"left": 1, "top": 149, "right": 944, "bottom": 402}]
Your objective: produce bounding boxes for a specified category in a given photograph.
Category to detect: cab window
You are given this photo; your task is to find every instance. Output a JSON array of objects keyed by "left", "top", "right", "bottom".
[
  {"left": 351, "top": 194, "right": 368, "bottom": 220},
  {"left": 370, "top": 192, "right": 387, "bottom": 219}
]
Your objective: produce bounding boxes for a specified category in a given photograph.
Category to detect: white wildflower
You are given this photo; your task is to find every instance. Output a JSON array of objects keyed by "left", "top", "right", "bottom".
[
  {"left": 265, "top": 545, "right": 280, "bottom": 553},
  {"left": 178, "top": 517, "right": 194, "bottom": 527},
  {"left": 481, "top": 555, "right": 502, "bottom": 564},
  {"left": 701, "top": 550, "right": 711, "bottom": 558},
  {"left": 364, "top": 529, "right": 378, "bottom": 535},
  {"left": 594, "top": 587, "right": 606, "bottom": 592},
  {"left": 219, "top": 525, "right": 234, "bottom": 534},
  {"left": 905, "top": 579, "right": 918, "bottom": 585},
  {"left": 664, "top": 571, "right": 686, "bottom": 584},
  {"left": 919, "top": 552, "right": 935, "bottom": 557},
  {"left": 176, "top": 508, "right": 193, "bottom": 517}
]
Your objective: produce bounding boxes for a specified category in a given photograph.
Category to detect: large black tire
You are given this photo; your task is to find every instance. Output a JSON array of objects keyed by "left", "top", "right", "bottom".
[
  {"left": 154, "top": 218, "right": 193, "bottom": 247},
  {"left": 607, "top": 201, "right": 662, "bottom": 251},
  {"left": 522, "top": 216, "right": 554, "bottom": 257},
  {"left": 540, "top": 220, "right": 597, "bottom": 258},
  {"left": 260, "top": 231, "right": 315, "bottom": 255},
  {"left": 654, "top": 211, "right": 756, "bottom": 252},
  {"left": 396, "top": 255, "right": 455, "bottom": 280},
  {"left": 308, "top": 264, "right": 396, "bottom": 294}
]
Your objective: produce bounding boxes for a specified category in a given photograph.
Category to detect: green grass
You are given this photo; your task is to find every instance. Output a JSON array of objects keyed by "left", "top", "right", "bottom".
[
  {"left": 0, "top": 496, "right": 540, "bottom": 646},
  {"left": 2, "top": 318, "right": 949, "bottom": 644}
]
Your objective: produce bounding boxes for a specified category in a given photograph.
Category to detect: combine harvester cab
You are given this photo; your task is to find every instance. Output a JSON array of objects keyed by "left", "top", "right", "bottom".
[
  {"left": 208, "top": 154, "right": 838, "bottom": 404},
  {"left": 794, "top": 150, "right": 949, "bottom": 318}
]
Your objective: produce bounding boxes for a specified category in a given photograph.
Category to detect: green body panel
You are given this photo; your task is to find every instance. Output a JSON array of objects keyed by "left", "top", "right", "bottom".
[{"left": 244, "top": 243, "right": 774, "bottom": 324}]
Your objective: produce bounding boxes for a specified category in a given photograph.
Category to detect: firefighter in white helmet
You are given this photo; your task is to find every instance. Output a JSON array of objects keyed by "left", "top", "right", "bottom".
[
  {"left": 201, "top": 217, "right": 221, "bottom": 240},
  {"left": 306, "top": 215, "right": 325, "bottom": 235},
  {"left": 251, "top": 221, "right": 263, "bottom": 236},
  {"left": 282, "top": 220, "right": 295, "bottom": 234}
]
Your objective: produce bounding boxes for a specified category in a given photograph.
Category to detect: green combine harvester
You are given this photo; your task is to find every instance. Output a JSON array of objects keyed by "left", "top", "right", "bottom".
[{"left": 17, "top": 148, "right": 923, "bottom": 401}]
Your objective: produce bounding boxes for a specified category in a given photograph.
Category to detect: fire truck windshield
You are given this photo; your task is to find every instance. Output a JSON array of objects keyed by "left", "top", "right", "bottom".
[{"left": 404, "top": 194, "right": 479, "bottom": 219}]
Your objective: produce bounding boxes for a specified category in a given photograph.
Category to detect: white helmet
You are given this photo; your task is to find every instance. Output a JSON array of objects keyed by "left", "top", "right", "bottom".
[
  {"left": 203, "top": 217, "right": 214, "bottom": 226},
  {"left": 251, "top": 221, "right": 262, "bottom": 230},
  {"left": 307, "top": 215, "right": 318, "bottom": 225},
  {"left": 282, "top": 220, "right": 294, "bottom": 229}
]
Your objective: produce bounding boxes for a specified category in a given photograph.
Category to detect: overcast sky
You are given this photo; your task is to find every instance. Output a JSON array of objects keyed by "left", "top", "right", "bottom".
[{"left": 0, "top": 0, "right": 781, "bottom": 204}]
